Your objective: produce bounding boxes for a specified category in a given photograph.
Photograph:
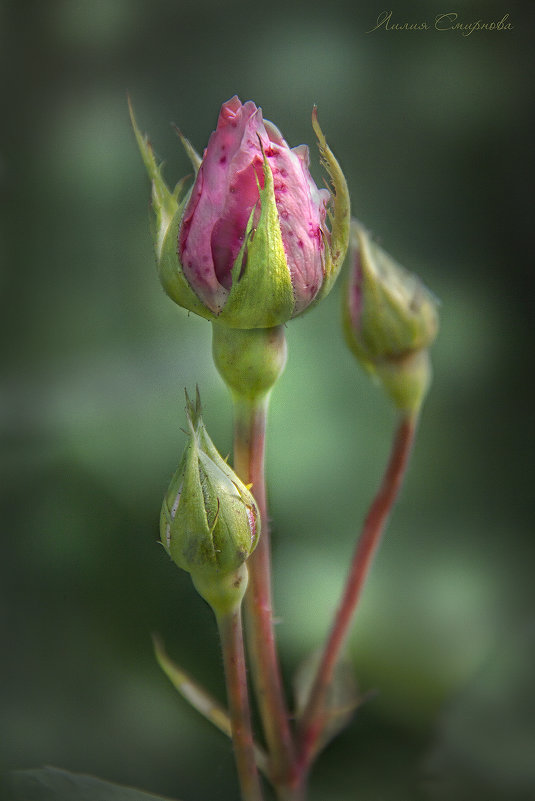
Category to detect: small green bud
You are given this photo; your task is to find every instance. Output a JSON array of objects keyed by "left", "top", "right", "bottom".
[
  {"left": 161, "top": 390, "right": 260, "bottom": 613},
  {"left": 343, "top": 221, "right": 439, "bottom": 413}
]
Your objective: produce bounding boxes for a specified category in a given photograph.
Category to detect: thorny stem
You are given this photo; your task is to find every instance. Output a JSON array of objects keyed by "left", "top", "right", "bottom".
[
  {"left": 233, "top": 395, "right": 298, "bottom": 793},
  {"left": 297, "top": 413, "right": 418, "bottom": 776},
  {"left": 216, "top": 606, "right": 265, "bottom": 801}
]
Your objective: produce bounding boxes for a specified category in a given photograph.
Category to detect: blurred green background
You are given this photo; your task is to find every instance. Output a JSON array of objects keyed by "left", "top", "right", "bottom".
[{"left": 1, "top": 0, "right": 534, "bottom": 799}]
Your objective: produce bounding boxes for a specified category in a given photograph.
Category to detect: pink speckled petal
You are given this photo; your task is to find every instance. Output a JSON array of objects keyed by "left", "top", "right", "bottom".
[
  {"left": 265, "top": 141, "right": 328, "bottom": 313},
  {"left": 179, "top": 98, "right": 265, "bottom": 312},
  {"left": 264, "top": 119, "right": 286, "bottom": 146},
  {"left": 178, "top": 97, "right": 330, "bottom": 317}
]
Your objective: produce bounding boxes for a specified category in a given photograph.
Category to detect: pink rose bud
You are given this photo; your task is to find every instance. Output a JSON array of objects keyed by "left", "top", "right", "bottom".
[{"left": 131, "top": 96, "right": 350, "bottom": 329}]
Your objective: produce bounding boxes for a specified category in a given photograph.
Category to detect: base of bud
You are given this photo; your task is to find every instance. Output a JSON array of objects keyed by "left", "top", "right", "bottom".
[
  {"left": 192, "top": 563, "right": 249, "bottom": 616},
  {"left": 375, "top": 349, "right": 431, "bottom": 414},
  {"left": 212, "top": 323, "right": 288, "bottom": 402}
]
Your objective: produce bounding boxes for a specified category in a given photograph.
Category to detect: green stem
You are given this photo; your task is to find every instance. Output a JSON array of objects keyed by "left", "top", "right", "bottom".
[
  {"left": 216, "top": 605, "right": 265, "bottom": 801},
  {"left": 233, "top": 395, "right": 297, "bottom": 787},
  {"left": 297, "top": 413, "right": 418, "bottom": 775}
]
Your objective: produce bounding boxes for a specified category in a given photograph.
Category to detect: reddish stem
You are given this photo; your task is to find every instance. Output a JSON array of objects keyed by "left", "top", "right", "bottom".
[
  {"left": 217, "top": 606, "right": 265, "bottom": 801},
  {"left": 233, "top": 396, "right": 298, "bottom": 791},
  {"left": 297, "top": 414, "right": 418, "bottom": 774}
]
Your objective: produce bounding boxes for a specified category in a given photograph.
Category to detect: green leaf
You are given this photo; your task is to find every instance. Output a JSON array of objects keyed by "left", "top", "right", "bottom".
[{"left": 8, "top": 767, "right": 180, "bottom": 801}]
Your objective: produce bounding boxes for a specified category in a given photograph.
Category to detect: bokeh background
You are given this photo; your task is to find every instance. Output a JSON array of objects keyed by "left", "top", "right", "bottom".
[{"left": 2, "top": 0, "right": 534, "bottom": 799}]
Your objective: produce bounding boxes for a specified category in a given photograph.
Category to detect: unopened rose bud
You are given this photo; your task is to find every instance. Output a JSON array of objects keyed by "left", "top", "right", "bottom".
[
  {"left": 161, "top": 390, "right": 260, "bottom": 613},
  {"left": 131, "top": 96, "right": 350, "bottom": 329},
  {"left": 343, "top": 221, "right": 439, "bottom": 413}
]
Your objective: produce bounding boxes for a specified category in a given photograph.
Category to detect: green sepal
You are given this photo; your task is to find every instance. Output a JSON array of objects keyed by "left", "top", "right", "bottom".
[
  {"left": 167, "top": 405, "right": 226, "bottom": 572},
  {"left": 163, "top": 431, "right": 206, "bottom": 569},
  {"left": 174, "top": 125, "right": 202, "bottom": 174},
  {"left": 130, "top": 97, "right": 215, "bottom": 318},
  {"left": 309, "top": 107, "right": 351, "bottom": 307},
  {"left": 185, "top": 390, "right": 248, "bottom": 486},
  {"left": 129, "top": 97, "right": 188, "bottom": 259},
  {"left": 157, "top": 199, "right": 215, "bottom": 320},
  {"left": 218, "top": 153, "right": 295, "bottom": 329}
]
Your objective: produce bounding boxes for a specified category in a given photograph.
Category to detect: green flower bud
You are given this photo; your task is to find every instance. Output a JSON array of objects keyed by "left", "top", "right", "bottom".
[
  {"left": 161, "top": 390, "right": 260, "bottom": 613},
  {"left": 343, "top": 221, "right": 439, "bottom": 413}
]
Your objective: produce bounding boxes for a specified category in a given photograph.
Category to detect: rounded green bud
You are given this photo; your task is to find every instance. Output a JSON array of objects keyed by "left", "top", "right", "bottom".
[
  {"left": 343, "top": 221, "right": 439, "bottom": 414},
  {"left": 212, "top": 323, "right": 287, "bottom": 402},
  {"left": 161, "top": 390, "right": 260, "bottom": 613}
]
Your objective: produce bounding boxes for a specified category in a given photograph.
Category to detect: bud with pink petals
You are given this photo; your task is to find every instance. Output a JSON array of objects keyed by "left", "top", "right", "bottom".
[{"left": 131, "top": 96, "right": 350, "bottom": 329}]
